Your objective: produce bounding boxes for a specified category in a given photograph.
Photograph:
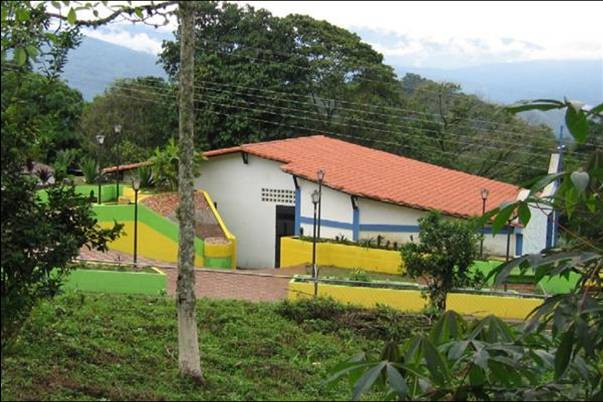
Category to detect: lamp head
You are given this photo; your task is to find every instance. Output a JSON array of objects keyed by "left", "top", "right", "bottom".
[
  {"left": 96, "top": 134, "right": 105, "bottom": 145},
  {"left": 480, "top": 188, "right": 490, "bottom": 201},
  {"left": 114, "top": 124, "right": 122, "bottom": 134},
  {"left": 317, "top": 169, "right": 325, "bottom": 183},
  {"left": 132, "top": 177, "right": 141, "bottom": 191},
  {"left": 311, "top": 189, "right": 320, "bottom": 204}
]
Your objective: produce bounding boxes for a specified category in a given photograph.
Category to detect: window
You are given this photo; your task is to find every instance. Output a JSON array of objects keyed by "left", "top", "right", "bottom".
[{"left": 261, "top": 188, "right": 295, "bottom": 205}]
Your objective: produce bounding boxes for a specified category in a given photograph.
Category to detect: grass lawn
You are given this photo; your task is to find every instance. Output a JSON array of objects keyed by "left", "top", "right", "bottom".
[{"left": 1, "top": 293, "right": 431, "bottom": 401}]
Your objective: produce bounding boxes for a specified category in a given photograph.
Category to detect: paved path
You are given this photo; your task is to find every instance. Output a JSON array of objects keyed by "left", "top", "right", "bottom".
[
  {"left": 78, "top": 248, "right": 292, "bottom": 302},
  {"left": 161, "top": 268, "right": 290, "bottom": 302}
]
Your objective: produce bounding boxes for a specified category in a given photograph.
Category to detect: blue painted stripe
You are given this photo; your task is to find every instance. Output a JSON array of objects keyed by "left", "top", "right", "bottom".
[
  {"left": 360, "top": 223, "right": 418, "bottom": 232},
  {"left": 300, "top": 216, "right": 353, "bottom": 230},
  {"left": 352, "top": 208, "right": 360, "bottom": 241},
  {"left": 483, "top": 227, "right": 512, "bottom": 235},
  {"left": 294, "top": 187, "right": 301, "bottom": 236},
  {"left": 300, "top": 217, "right": 512, "bottom": 236},
  {"left": 515, "top": 233, "right": 523, "bottom": 256}
]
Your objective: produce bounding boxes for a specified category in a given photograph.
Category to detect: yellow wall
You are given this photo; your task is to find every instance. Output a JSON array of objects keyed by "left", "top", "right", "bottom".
[
  {"left": 288, "top": 280, "right": 543, "bottom": 320},
  {"left": 446, "top": 293, "right": 542, "bottom": 320},
  {"left": 99, "top": 221, "right": 203, "bottom": 267},
  {"left": 281, "top": 237, "right": 403, "bottom": 274},
  {"left": 202, "top": 190, "right": 237, "bottom": 269},
  {"left": 288, "top": 281, "right": 427, "bottom": 312},
  {"left": 121, "top": 187, "right": 152, "bottom": 203}
]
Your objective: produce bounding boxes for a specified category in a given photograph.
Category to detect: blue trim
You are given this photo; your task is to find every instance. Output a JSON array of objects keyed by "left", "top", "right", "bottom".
[
  {"left": 294, "top": 187, "right": 301, "bottom": 235},
  {"left": 483, "top": 227, "right": 511, "bottom": 235},
  {"left": 300, "top": 216, "right": 353, "bottom": 230},
  {"left": 352, "top": 208, "right": 360, "bottom": 241},
  {"left": 545, "top": 213, "right": 553, "bottom": 248},
  {"left": 515, "top": 233, "right": 523, "bottom": 256},
  {"left": 359, "top": 223, "right": 419, "bottom": 232}
]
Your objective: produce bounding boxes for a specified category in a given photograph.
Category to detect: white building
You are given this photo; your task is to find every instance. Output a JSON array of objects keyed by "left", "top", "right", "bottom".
[{"left": 197, "top": 135, "right": 555, "bottom": 269}]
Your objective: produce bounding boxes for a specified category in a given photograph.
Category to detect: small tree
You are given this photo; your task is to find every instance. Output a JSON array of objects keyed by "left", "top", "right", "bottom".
[{"left": 401, "top": 211, "right": 480, "bottom": 312}]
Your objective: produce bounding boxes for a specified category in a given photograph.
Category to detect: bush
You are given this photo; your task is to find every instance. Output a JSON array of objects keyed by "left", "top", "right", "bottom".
[
  {"left": 80, "top": 157, "right": 98, "bottom": 183},
  {"left": 52, "top": 149, "right": 79, "bottom": 181},
  {"left": 137, "top": 165, "right": 154, "bottom": 189},
  {"left": 401, "top": 211, "right": 481, "bottom": 312},
  {"left": 277, "top": 298, "right": 431, "bottom": 341},
  {"left": 349, "top": 269, "right": 371, "bottom": 282}
]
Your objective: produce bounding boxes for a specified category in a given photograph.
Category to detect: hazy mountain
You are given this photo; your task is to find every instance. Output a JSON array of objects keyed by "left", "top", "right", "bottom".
[
  {"left": 60, "top": 36, "right": 167, "bottom": 100},
  {"left": 396, "top": 60, "right": 602, "bottom": 105}
]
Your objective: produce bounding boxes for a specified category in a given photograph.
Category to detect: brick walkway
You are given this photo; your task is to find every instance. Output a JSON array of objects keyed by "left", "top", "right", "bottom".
[
  {"left": 78, "top": 248, "right": 292, "bottom": 302},
  {"left": 161, "top": 268, "right": 290, "bottom": 302}
]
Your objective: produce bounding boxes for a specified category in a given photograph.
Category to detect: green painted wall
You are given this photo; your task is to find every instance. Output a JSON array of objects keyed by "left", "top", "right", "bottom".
[
  {"left": 92, "top": 204, "right": 204, "bottom": 259},
  {"left": 62, "top": 269, "right": 166, "bottom": 295}
]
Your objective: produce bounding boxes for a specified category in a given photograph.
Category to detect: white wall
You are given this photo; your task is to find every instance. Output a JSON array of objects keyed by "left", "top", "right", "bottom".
[
  {"left": 195, "top": 153, "right": 295, "bottom": 268},
  {"left": 299, "top": 179, "right": 354, "bottom": 240},
  {"left": 299, "top": 184, "right": 517, "bottom": 257}
]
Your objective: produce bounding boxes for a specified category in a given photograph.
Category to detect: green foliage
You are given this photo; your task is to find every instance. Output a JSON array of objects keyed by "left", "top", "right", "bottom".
[
  {"left": 349, "top": 269, "right": 372, "bottom": 282},
  {"left": 0, "top": 179, "right": 122, "bottom": 351},
  {"left": 0, "top": 294, "right": 430, "bottom": 400},
  {"left": 79, "top": 77, "right": 177, "bottom": 167},
  {"left": 401, "top": 212, "right": 481, "bottom": 311},
  {"left": 80, "top": 156, "right": 98, "bottom": 184},
  {"left": 1, "top": 70, "right": 84, "bottom": 164},
  {"left": 328, "top": 310, "right": 602, "bottom": 400},
  {"left": 149, "top": 138, "right": 203, "bottom": 191},
  {"left": 137, "top": 165, "right": 154, "bottom": 189},
  {"left": 150, "top": 138, "right": 179, "bottom": 191},
  {"left": 52, "top": 148, "right": 79, "bottom": 181}
]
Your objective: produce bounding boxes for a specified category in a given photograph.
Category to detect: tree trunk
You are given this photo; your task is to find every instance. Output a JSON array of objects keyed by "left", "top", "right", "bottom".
[{"left": 176, "top": 0, "right": 202, "bottom": 381}]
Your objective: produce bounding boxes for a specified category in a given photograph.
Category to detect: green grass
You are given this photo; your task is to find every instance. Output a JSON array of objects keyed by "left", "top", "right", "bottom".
[{"left": 1, "top": 293, "right": 430, "bottom": 401}]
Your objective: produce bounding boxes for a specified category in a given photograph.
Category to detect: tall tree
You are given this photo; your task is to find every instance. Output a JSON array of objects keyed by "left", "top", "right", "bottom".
[
  {"left": 175, "top": 0, "right": 202, "bottom": 381},
  {"left": 79, "top": 76, "right": 177, "bottom": 166}
]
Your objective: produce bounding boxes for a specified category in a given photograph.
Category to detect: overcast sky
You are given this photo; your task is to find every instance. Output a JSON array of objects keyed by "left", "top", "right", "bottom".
[{"left": 82, "top": 1, "right": 603, "bottom": 68}]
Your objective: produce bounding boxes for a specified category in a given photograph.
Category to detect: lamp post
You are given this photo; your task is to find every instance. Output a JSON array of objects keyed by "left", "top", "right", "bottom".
[
  {"left": 311, "top": 189, "right": 320, "bottom": 297},
  {"left": 114, "top": 125, "right": 122, "bottom": 200},
  {"left": 317, "top": 169, "right": 325, "bottom": 239},
  {"left": 479, "top": 188, "right": 489, "bottom": 259},
  {"left": 132, "top": 177, "right": 141, "bottom": 266},
  {"left": 96, "top": 134, "right": 105, "bottom": 204}
]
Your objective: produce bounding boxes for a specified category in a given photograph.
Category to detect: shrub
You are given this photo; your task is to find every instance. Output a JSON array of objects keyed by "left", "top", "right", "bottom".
[
  {"left": 137, "top": 165, "right": 154, "bottom": 189},
  {"left": 52, "top": 149, "right": 79, "bottom": 181},
  {"left": 401, "top": 211, "right": 481, "bottom": 312},
  {"left": 80, "top": 157, "right": 98, "bottom": 183},
  {"left": 349, "top": 269, "right": 371, "bottom": 282}
]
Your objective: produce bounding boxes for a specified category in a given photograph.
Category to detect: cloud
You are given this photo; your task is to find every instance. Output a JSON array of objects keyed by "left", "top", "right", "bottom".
[{"left": 83, "top": 26, "right": 164, "bottom": 54}]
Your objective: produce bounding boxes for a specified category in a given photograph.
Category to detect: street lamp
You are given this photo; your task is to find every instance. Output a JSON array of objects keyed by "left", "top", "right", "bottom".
[
  {"left": 311, "top": 189, "right": 320, "bottom": 297},
  {"left": 132, "top": 177, "right": 141, "bottom": 266},
  {"left": 479, "top": 188, "right": 489, "bottom": 259},
  {"left": 96, "top": 134, "right": 105, "bottom": 204},
  {"left": 113, "top": 125, "right": 122, "bottom": 200},
  {"left": 317, "top": 169, "right": 325, "bottom": 239}
]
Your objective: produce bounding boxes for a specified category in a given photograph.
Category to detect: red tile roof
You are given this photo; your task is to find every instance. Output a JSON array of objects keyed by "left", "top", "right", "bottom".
[
  {"left": 204, "top": 135, "right": 522, "bottom": 217},
  {"left": 102, "top": 161, "right": 151, "bottom": 174}
]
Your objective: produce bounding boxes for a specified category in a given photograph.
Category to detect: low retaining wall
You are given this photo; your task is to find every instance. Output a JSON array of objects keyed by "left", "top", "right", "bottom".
[
  {"left": 288, "top": 278, "right": 543, "bottom": 320},
  {"left": 63, "top": 268, "right": 166, "bottom": 295},
  {"left": 280, "top": 236, "right": 403, "bottom": 274},
  {"left": 203, "top": 191, "right": 237, "bottom": 269},
  {"left": 93, "top": 204, "right": 205, "bottom": 267}
]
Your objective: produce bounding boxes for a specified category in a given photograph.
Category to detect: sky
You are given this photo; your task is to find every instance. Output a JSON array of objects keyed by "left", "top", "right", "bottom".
[{"left": 80, "top": 1, "right": 603, "bottom": 69}]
